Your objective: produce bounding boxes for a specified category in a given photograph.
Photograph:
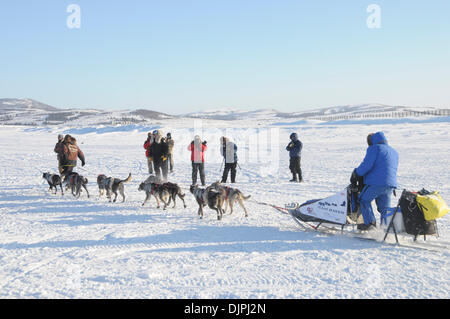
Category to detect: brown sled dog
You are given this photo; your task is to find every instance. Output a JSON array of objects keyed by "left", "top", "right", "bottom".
[{"left": 207, "top": 181, "right": 251, "bottom": 217}]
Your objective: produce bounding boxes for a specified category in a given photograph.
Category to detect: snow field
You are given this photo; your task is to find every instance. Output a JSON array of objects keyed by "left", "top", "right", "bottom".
[{"left": 0, "top": 122, "right": 449, "bottom": 298}]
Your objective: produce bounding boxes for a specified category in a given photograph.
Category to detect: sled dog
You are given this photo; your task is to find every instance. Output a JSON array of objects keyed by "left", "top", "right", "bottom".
[
  {"left": 97, "top": 173, "right": 132, "bottom": 203},
  {"left": 42, "top": 172, "right": 64, "bottom": 195},
  {"left": 207, "top": 181, "right": 251, "bottom": 217},
  {"left": 64, "top": 172, "right": 89, "bottom": 198},
  {"left": 190, "top": 184, "right": 225, "bottom": 220},
  {"left": 138, "top": 182, "right": 186, "bottom": 210}
]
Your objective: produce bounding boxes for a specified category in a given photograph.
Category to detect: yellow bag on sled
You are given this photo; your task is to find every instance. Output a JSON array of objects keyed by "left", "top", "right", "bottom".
[{"left": 416, "top": 191, "right": 450, "bottom": 221}]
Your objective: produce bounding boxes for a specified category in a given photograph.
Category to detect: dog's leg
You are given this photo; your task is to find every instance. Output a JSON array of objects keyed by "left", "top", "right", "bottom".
[
  {"left": 83, "top": 185, "right": 90, "bottom": 198},
  {"left": 120, "top": 185, "right": 125, "bottom": 203},
  {"left": 60, "top": 183, "right": 64, "bottom": 196},
  {"left": 155, "top": 196, "right": 161, "bottom": 209},
  {"left": 162, "top": 196, "right": 169, "bottom": 210},
  {"left": 197, "top": 200, "right": 203, "bottom": 218},
  {"left": 229, "top": 199, "right": 234, "bottom": 215},
  {"left": 224, "top": 199, "right": 229, "bottom": 214},
  {"left": 142, "top": 192, "right": 150, "bottom": 206},
  {"left": 215, "top": 208, "right": 222, "bottom": 221},
  {"left": 179, "top": 194, "right": 187, "bottom": 209},
  {"left": 238, "top": 198, "right": 249, "bottom": 217},
  {"left": 171, "top": 194, "right": 176, "bottom": 208},
  {"left": 113, "top": 190, "right": 118, "bottom": 203}
]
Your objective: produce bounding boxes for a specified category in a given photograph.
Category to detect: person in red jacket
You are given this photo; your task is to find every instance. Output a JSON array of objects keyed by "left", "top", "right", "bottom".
[
  {"left": 188, "top": 135, "right": 207, "bottom": 186},
  {"left": 143, "top": 132, "right": 154, "bottom": 174}
]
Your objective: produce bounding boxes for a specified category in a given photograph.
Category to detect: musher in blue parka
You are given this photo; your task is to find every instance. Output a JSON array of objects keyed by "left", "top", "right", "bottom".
[{"left": 351, "top": 132, "right": 399, "bottom": 230}]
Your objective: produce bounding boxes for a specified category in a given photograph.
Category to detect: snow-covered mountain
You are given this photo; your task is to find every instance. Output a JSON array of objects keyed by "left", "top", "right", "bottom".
[
  {"left": 0, "top": 98, "right": 447, "bottom": 127},
  {"left": 0, "top": 98, "right": 174, "bottom": 126}
]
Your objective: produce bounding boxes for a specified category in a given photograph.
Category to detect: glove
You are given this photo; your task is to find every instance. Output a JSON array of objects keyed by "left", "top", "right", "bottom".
[
  {"left": 82, "top": 161, "right": 86, "bottom": 167},
  {"left": 350, "top": 169, "right": 363, "bottom": 188},
  {"left": 202, "top": 141, "right": 207, "bottom": 145},
  {"left": 161, "top": 155, "right": 167, "bottom": 161},
  {"left": 148, "top": 157, "right": 153, "bottom": 161},
  {"left": 350, "top": 169, "right": 358, "bottom": 183}
]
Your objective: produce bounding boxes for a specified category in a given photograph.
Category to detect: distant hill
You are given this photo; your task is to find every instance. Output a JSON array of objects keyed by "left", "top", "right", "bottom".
[
  {"left": 0, "top": 98, "right": 447, "bottom": 127},
  {"left": 0, "top": 98, "right": 174, "bottom": 126}
]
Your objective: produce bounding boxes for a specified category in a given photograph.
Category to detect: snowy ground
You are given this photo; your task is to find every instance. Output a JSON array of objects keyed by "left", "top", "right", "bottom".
[{"left": 0, "top": 120, "right": 449, "bottom": 298}]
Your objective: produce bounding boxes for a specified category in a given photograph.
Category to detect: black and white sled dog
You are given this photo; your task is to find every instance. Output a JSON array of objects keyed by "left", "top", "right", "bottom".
[
  {"left": 190, "top": 184, "right": 225, "bottom": 220},
  {"left": 65, "top": 172, "right": 89, "bottom": 198},
  {"left": 207, "top": 181, "right": 251, "bottom": 217},
  {"left": 97, "top": 173, "right": 132, "bottom": 203},
  {"left": 42, "top": 172, "right": 64, "bottom": 195},
  {"left": 138, "top": 181, "right": 186, "bottom": 210}
]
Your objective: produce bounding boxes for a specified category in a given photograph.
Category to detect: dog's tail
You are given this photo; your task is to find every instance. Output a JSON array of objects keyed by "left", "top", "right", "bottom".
[
  {"left": 122, "top": 173, "right": 132, "bottom": 184},
  {"left": 242, "top": 194, "right": 251, "bottom": 200}
]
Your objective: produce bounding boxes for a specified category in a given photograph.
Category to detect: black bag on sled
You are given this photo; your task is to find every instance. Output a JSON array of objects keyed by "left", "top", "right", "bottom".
[{"left": 399, "top": 190, "right": 437, "bottom": 237}]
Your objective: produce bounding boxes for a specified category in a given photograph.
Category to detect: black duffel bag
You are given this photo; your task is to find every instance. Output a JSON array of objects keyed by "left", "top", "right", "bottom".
[{"left": 399, "top": 190, "right": 437, "bottom": 237}]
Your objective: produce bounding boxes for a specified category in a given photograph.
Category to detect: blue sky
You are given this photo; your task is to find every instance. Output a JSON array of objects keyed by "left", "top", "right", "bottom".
[{"left": 0, "top": 0, "right": 449, "bottom": 114}]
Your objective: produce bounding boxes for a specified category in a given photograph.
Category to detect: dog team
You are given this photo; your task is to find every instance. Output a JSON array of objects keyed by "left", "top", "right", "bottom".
[{"left": 43, "top": 131, "right": 253, "bottom": 220}]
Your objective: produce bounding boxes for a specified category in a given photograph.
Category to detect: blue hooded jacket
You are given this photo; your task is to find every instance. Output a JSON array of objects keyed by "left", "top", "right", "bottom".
[
  {"left": 286, "top": 133, "right": 303, "bottom": 158},
  {"left": 356, "top": 132, "right": 399, "bottom": 187}
]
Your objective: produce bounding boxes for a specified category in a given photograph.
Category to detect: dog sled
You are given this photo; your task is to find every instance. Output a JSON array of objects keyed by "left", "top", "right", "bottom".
[{"left": 285, "top": 186, "right": 450, "bottom": 251}]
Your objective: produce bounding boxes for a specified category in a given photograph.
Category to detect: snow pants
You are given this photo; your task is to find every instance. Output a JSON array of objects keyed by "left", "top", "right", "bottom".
[
  {"left": 192, "top": 162, "right": 205, "bottom": 186},
  {"left": 153, "top": 160, "right": 168, "bottom": 182},
  {"left": 359, "top": 185, "right": 395, "bottom": 225},
  {"left": 222, "top": 162, "right": 237, "bottom": 183},
  {"left": 289, "top": 157, "right": 302, "bottom": 180}
]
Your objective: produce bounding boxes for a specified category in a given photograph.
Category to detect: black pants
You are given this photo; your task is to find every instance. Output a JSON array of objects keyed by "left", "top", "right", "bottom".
[
  {"left": 192, "top": 162, "right": 205, "bottom": 185},
  {"left": 289, "top": 157, "right": 302, "bottom": 180},
  {"left": 222, "top": 163, "right": 237, "bottom": 183},
  {"left": 154, "top": 160, "right": 168, "bottom": 181}
]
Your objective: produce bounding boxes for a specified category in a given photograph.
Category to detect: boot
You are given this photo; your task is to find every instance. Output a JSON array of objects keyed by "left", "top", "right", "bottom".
[
  {"left": 289, "top": 173, "right": 298, "bottom": 182},
  {"left": 357, "top": 222, "right": 376, "bottom": 231}
]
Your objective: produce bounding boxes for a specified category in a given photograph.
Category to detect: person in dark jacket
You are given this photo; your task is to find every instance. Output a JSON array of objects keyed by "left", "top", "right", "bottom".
[
  {"left": 149, "top": 130, "right": 169, "bottom": 182},
  {"left": 286, "top": 133, "right": 303, "bottom": 182},
  {"left": 351, "top": 132, "right": 399, "bottom": 230},
  {"left": 188, "top": 135, "right": 207, "bottom": 186},
  {"left": 143, "top": 132, "right": 154, "bottom": 174},
  {"left": 220, "top": 137, "right": 238, "bottom": 183},
  {"left": 54, "top": 134, "right": 65, "bottom": 174}
]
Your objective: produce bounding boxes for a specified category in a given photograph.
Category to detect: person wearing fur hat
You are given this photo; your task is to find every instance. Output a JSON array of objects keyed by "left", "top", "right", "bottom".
[
  {"left": 61, "top": 134, "right": 85, "bottom": 178},
  {"left": 188, "top": 135, "right": 207, "bottom": 186},
  {"left": 220, "top": 136, "right": 238, "bottom": 183},
  {"left": 286, "top": 133, "right": 303, "bottom": 182},
  {"left": 149, "top": 130, "right": 169, "bottom": 181}
]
